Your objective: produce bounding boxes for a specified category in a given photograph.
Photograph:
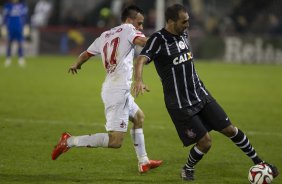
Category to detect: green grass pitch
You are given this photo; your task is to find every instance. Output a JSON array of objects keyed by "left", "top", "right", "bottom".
[{"left": 0, "top": 56, "right": 282, "bottom": 184}]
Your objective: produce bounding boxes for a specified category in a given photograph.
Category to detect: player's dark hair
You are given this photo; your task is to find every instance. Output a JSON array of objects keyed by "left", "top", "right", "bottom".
[
  {"left": 121, "top": 5, "right": 144, "bottom": 22},
  {"left": 165, "top": 4, "right": 187, "bottom": 22}
]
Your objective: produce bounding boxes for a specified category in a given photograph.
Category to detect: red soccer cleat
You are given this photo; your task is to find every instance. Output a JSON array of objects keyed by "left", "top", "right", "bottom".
[
  {"left": 138, "top": 160, "right": 163, "bottom": 173},
  {"left": 52, "top": 132, "right": 71, "bottom": 160}
]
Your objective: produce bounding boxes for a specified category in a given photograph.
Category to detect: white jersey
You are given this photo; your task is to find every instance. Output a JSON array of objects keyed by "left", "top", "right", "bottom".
[{"left": 87, "top": 24, "right": 145, "bottom": 89}]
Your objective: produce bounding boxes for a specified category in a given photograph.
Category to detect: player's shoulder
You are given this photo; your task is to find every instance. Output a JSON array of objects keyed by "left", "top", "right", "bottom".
[
  {"left": 100, "top": 24, "right": 124, "bottom": 38},
  {"left": 120, "top": 23, "right": 135, "bottom": 30},
  {"left": 118, "top": 24, "right": 145, "bottom": 37},
  {"left": 148, "top": 30, "right": 163, "bottom": 41},
  {"left": 151, "top": 31, "right": 161, "bottom": 37},
  {"left": 120, "top": 23, "right": 143, "bottom": 34}
]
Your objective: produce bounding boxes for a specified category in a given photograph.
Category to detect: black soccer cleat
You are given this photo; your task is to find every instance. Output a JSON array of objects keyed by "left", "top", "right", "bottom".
[
  {"left": 181, "top": 167, "right": 195, "bottom": 181},
  {"left": 262, "top": 162, "right": 279, "bottom": 178}
]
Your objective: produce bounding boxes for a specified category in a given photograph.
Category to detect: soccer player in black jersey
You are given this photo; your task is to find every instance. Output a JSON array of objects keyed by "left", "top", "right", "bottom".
[{"left": 133, "top": 3, "right": 279, "bottom": 181}]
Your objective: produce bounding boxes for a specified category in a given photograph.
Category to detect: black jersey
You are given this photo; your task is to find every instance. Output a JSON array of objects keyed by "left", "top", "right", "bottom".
[{"left": 140, "top": 28, "right": 214, "bottom": 111}]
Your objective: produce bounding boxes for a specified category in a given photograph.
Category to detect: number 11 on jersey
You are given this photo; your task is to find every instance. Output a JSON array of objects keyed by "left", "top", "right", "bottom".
[{"left": 103, "top": 37, "right": 120, "bottom": 73}]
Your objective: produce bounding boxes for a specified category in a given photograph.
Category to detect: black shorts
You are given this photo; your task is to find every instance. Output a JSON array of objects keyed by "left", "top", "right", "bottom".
[{"left": 167, "top": 101, "right": 231, "bottom": 147}]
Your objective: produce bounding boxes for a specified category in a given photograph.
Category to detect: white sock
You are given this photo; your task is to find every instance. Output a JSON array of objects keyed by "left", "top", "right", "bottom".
[
  {"left": 67, "top": 133, "right": 109, "bottom": 148},
  {"left": 130, "top": 128, "right": 149, "bottom": 163},
  {"left": 4, "top": 58, "right": 11, "bottom": 67},
  {"left": 18, "top": 58, "right": 26, "bottom": 67}
]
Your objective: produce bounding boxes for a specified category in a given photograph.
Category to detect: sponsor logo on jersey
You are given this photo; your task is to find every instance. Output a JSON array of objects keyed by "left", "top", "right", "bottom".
[{"left": 173, "top": 52, "right": 193, "bottom": 65}]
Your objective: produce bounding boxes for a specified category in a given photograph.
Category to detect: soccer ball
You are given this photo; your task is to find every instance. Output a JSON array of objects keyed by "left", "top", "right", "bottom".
[{"left": 248, "top": 163, "right": 273, "bottom": 184}]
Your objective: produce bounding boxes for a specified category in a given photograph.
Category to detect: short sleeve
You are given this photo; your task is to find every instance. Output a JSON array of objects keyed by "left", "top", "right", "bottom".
[
  {"left": 140, "top": 34, "right": 161, "bottom": 63},
  {"left": 125, "top": 24, "right": 145, "bottom": 44},
  {"left": 87, "top": 36, "right": 101, "bottom": 56}
]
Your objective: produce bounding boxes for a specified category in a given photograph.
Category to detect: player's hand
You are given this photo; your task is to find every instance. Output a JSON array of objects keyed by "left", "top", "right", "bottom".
[
  {"left": 132, "top": 81, "right": 150, "bottom": 97},
  {"left": 1, "top": 26, "right": 7, "bottom": 38},
  {"left": 68, "top": 63, "right": 81, "bottom": 74},
  {"left": 23, "top": 25, "right": 30, "bottom": 37}
]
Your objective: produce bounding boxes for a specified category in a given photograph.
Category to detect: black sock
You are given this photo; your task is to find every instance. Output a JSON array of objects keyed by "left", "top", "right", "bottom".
[
  {"left": 230, "top": 127, "right": 263, "bottom": 164},
  {"left": 185, "top": 145, "right": 204, "bottom": 169}
]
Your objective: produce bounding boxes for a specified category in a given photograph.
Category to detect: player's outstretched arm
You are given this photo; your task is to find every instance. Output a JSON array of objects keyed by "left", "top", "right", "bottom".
[
  {"left": 133, "top": 55, "right": 150, "bottom": 97},
  {"left": 68, "top": 51, "right": 92, "bottom": 74}
]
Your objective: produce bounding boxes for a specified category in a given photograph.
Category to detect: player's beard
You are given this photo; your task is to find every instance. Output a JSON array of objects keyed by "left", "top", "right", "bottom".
[{"left": 174, "top": 24, "right": 187, "bottom": 35}]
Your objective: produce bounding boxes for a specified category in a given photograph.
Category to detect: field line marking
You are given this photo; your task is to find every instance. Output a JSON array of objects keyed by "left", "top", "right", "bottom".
[
  {"left": 246, "top": 131, "right": 282, "bottom": 137},
  {"left": 1, "top": 118, "right": 282, "bottom": 137},
  {"left": 0, "top": 117, "right": 103, "bottom": 127}
]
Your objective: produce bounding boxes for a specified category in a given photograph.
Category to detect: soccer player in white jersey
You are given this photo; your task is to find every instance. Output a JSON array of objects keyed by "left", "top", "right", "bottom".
[{"left": 51, "top": 5, "right": 162, "bottom": 173}]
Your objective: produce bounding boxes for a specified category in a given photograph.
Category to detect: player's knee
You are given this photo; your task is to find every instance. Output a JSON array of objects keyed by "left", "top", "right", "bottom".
[
  {"left": 221, "top": 124, "right": 236, "bottom": 137},
  {"left": 108, "top": 139, "right": 123, "bottom": 148},
  {"left": 197, "top": 133, "right": 212, "bottom": 153},
  {"left": 108, "top": 132, "right": 124, "bottom": 148},
  {"left": 133, "top": 110, "right": 145, "bottom": 128},
  {"left": 204, "top": 136, "right": 212, "bottom": 150},
  {"left": 137, "top": 112, "right": 145, "bottom": 124},
  {"left": 109, "top": 142, "right": 123, "bottom": 148}
]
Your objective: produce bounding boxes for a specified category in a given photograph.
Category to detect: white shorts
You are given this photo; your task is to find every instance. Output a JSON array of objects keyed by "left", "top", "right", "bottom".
[{"left": 101, "top": 88, "right": 139, "bottom": 132}]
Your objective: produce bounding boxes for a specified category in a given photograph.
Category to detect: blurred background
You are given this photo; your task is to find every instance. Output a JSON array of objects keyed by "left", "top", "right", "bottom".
[
  {"left": 0, "top": 0, "right": 282, "bottom": 64},
  {"left": 1, "top": 2, "right": 282, "bottom": 183}
]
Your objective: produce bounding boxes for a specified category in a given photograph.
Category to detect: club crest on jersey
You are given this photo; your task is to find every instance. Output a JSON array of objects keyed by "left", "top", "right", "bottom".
[
  {"left": 120, "top": 121, "right": 126, "bottom": 129},
  {"left": 185, "top": 129, "right": 196, "bottom": 139},
  {"left": 173, "top": 52, "right": 193, "bottom": 65},
  {"left": 178, "top": 41, "right": 186, "bottom": 50}
]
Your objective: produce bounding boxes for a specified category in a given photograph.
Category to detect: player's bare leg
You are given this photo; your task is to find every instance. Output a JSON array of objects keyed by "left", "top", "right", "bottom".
[{"left": 108, "top": 131, "right": 125, "bottom": 148}]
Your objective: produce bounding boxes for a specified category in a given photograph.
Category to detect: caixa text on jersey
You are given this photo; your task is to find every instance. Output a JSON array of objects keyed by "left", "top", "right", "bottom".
[{"left": 173, "top": 52, "right": 193, "bottom": 65}]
